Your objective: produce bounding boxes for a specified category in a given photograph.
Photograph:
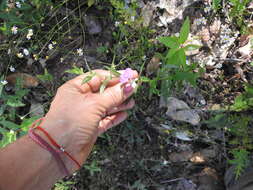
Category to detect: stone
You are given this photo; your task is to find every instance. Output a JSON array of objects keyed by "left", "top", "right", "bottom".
[
  {"left": 84, "top": 15, "right": 102, "bottom": 35},
  {"left": 166, "top": 97, "right": 200, "bottom": 125}
]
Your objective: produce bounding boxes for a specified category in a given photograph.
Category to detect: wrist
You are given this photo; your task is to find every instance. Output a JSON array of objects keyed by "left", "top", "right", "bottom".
[{"left": 38, "top": 115, "right": 84, "bottom": 173}]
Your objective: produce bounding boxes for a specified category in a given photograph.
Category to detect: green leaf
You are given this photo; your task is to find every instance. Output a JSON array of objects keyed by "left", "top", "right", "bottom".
[
  {"left": 0, "top": 120, "right": 19, "bottom": 130},
  {"left": 179, "top": 17, "right": 190, "bottom": 44},
  {"left": 158, "top": 36, "right": 180, "bottom": 49},
  {"left": 6, "top": 98, "right": 25, "bottom": 107},
  {"left": 140, "top": 76, "right": 150, "bottom": 82},
  {"left": 0, "top": 130, "right": 17, "bottom": 148},
  {"left": 82, "top": 72, "right": 96, "bottom": 85},
  {"left": 88, "top": 0, "right": 95, "bottom": 7},
  {"left": 20, "top": 116, "right": 40, "bottom": 133},
  {"left": 65, "top": 66, "right": 84, "bottom": 75},
  {"left": 99, "top": 77, "right": 110, "bottom": 94},
  {"left": 37, "top": 69, "right": 53, "bottom": 82}
]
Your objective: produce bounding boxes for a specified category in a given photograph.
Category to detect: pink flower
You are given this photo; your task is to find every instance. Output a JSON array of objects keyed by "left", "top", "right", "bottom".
[{"left": 120, "top": 68, "right": 134, "bottom": 83}]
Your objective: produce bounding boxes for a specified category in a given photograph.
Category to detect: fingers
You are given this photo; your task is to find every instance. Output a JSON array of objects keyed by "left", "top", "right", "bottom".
[
  {"left": 107, "top": 99, "right": 135, "bottom": 115},
  {"left": 100, "top": 82, "right": 136, "bottom": 111},
  {"left": 98, "top": 111, "right": 128, "bottom": 135},
  {"left": 68, "top": 70, "right": 120, "bottom": 93}
]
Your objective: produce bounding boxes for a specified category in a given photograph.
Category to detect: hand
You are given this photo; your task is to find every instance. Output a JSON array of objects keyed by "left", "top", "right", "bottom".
[{"left": 39, "top": 70, "right": 138, "bottom": 173}]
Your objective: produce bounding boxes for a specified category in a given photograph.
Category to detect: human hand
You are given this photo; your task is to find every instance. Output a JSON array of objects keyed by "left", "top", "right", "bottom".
[{"left": 39, "top": 69, "right": 138, "bottom": 173}]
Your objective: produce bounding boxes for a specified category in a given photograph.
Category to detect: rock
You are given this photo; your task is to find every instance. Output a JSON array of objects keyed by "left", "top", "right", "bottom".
[
  {"left": 237, "top": 35, "right": 253, "bottom": 57},
  {"left": 175, "top": 131, "right": 192, "bottom": 141},
  {"left": 176, "top": 179, "right": 197, "bottom": 190},
  {"left": 6, "top": 73, "right": 39, "bottom": 88},
  {"left": 156, "top": 0, "right": 199, "bottom": 25},
  {"left": 146, "top": 56, "right": 161, "bottom": 75},
  {"left": 190, "top": 147, "right": 218, "bottom": 163},
  {"left": 196, "top": 168, "right": 222, "bottom": 190},
  {"left": 84, "top": 15, "right": 102, "bottom": 35},
  {"left": 166, "top": 97, "right": 200, "bottom": 125},
  {"left": 169, "top": 150, "right": 193, "bottom": 162},
  {"left": 29, "top": 102, "right": 44, "bottom": 117},
  {"left": 141, "top": 3, "right": 155, "bottom": 27}
]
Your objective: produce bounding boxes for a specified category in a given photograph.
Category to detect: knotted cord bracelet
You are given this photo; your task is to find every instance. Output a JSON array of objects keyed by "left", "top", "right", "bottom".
[
  {"left": 28, "top": 118, "right": 81, "bottom": 176},
  {"left": 28, "top": 128, "right": 70, "bottom": 176}
]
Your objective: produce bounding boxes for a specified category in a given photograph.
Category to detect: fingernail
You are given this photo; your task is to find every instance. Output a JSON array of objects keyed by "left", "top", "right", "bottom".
[{"left": 124, "top": 83, "right": 133, "bottom": 94}]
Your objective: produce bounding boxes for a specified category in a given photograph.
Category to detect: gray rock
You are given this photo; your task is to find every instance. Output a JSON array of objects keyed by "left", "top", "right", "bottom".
[
  {"left": 29, "top": 102, "right": 44, "bottom": 117},
  {"left": 166, "top": 97, "right": 200, "bottom": 125},
  {"left": 84, "top": 15, "right": 102, "bottom": 35}
]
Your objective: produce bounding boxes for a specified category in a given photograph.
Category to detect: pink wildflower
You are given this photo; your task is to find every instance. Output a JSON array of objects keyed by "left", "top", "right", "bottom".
[{"left": 120, "top": 68, "right": 134, "bottom": 83}]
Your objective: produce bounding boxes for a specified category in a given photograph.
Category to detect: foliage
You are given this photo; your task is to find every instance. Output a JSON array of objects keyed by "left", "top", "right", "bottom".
[
  {"left": 0, "top": 77, "right": 38, "bottom": 148},
  {"left": 206, "top": 113, "right": 253, "bottom": 178},
  {"left": 229, "top": 149, "right": 249, "bottom": 179},
  {"left": 84, "top": 160, "right": 101, "bottom": 176},
  {"left": 54, "top": 180, "right": 75, "bottom": 190},
  {"left": 228, "top": 0, "right": 251, "bottom": 32},
  {"left": 231, "top": 84, "right": 253, "bottom": 111},
  {"left": 157, "top": 17, "right": 202, "bottom": 97},
  {"left": 212, "top": 0, "right": 222, "bottom": 12},
  {"left": 0, "top": 0, "right": 53, "bottom": 35},
  {"left": 37, "top": 69, "right": 54, "bottom": 83}
]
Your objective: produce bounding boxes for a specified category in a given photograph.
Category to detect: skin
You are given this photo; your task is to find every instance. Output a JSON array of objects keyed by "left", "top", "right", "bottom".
[{"left": 0, "top": 69, "right": 138, "bottom": 190}]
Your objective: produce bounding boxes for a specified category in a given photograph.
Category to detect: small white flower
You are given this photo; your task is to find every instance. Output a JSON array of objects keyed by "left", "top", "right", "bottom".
[
  {"left": 115, "top": 21, "right": 120, "bottom": 27},
  {"left": 52, "top": 41, "right": 57, "bottom": 45},
  {"left": 195, "top": 17, "right": 207, "bottom": 26},
  {"left": 17, "top": 52, "right": 24, "bottom": 58},
  {"left": 9, "top": 65, "right": 15, "bottom": 72},
  {"left": 60, "top": 58, "right": 64, "bottom": 63},
  {"left": 26, "top": 29, "right": 33, "bottom": 40},
  {"left": 7, "top": 49, "right": 11, "bottom": 54},
  {"left": 163, "top": 160, "right": 168, "bottom": 165},
  {"left": 77, "top": 48, "right": 83, "bottom": 56},
  {"left": 11, "top": 26, "right": 18, "bottom": 34},
  {"left": 23, "top": 48, "right": 29, "bottom": 56},
  {"left": 16, "top": 2, "right": 21, "bottom": 8},
  {"left": 204, "top": 7, "right": 211, "bottom": 13},
  {"left": 1, "top": 80, "right": 8, "bottom": 85},
  {"left": 48, "top": 44, "right": 53, "bottom": 50},
  {"left": 175, "top": 33, "right": 180, "bottom": 37},
  {"left": 9, "top": 130, "right": 15, "bottom": 134}
]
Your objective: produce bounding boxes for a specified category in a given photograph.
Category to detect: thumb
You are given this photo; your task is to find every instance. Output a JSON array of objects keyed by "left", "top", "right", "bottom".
[{"left": 101, "top": 82, "right": 134, "bottom": 110}]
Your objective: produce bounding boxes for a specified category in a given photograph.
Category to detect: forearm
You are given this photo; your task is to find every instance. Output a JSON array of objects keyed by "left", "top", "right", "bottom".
[{"left": 0, "top": 134, "right": 63, "bottom": 190}]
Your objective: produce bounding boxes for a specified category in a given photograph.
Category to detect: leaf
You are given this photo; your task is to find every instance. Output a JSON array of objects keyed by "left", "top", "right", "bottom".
[
  {"left": 37, "top": 69, "right": 53, "bottom": 82},
  {"left": 0, "top": 130, "right": 17, "bottom": 148},
  {"left": 20, "top": 116, "right": 40, "bottom": 133},
  {"left": 158, "top": 36, "right": 180, "bottom": 49},
  {"left": 99, "top": 77, "right": 110, "bottom": 94},
  {"left": 6, "top": 98, "right": 25, "bottom": 107},
  {"left": 183, "top": 44, "right": 201, "bottom": 51},
  {"left": 82, "top": 72, "right": 96, "bottom": 85},
  {"left": 65, "top": 66, "right": 84, "bottom": 75},
  {"left": 88, "top": 0, "right": 95, "bottom": 7},
  {"left": 0, "top": 120, "right": 19, "bottom": 130},
  {"left": 104, "top": 66, "right": 121, "bottom": 77},
  {"left": 179, "top": 17, "right": 190, "bottom": 44}
]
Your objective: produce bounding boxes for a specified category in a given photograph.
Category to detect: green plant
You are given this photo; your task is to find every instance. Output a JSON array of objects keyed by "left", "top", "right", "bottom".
[
  {"left": 229, "top": 149, "right": 249, "bottom": 179},
  {"left": 231, "top": 84, "right": 253, "bottom": 111},
  {"left": 212, "top": 0, "right": 222, "bottom": 12},
  {"left": 157, "top": 17, "right": 202, "bottom": 97},
  {"left": 228, "top": 0, "right": 251, "bottom": 32},
  {"left": 206, "top": 113, "right": 253, "bottom": 178},
  {"left": 54, "top": 180, "right": 75, "bottom": 190},
  {"left": 84, "top": 160, "right": 101, "bottom": 176},
  {"left": 0, "top": 77, "right": 38, "bottom": 148}
]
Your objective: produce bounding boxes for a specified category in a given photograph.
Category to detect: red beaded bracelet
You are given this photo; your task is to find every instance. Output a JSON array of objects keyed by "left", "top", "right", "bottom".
[{"left": 28, "top": 118, "right": 81, "bottom": 175}]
